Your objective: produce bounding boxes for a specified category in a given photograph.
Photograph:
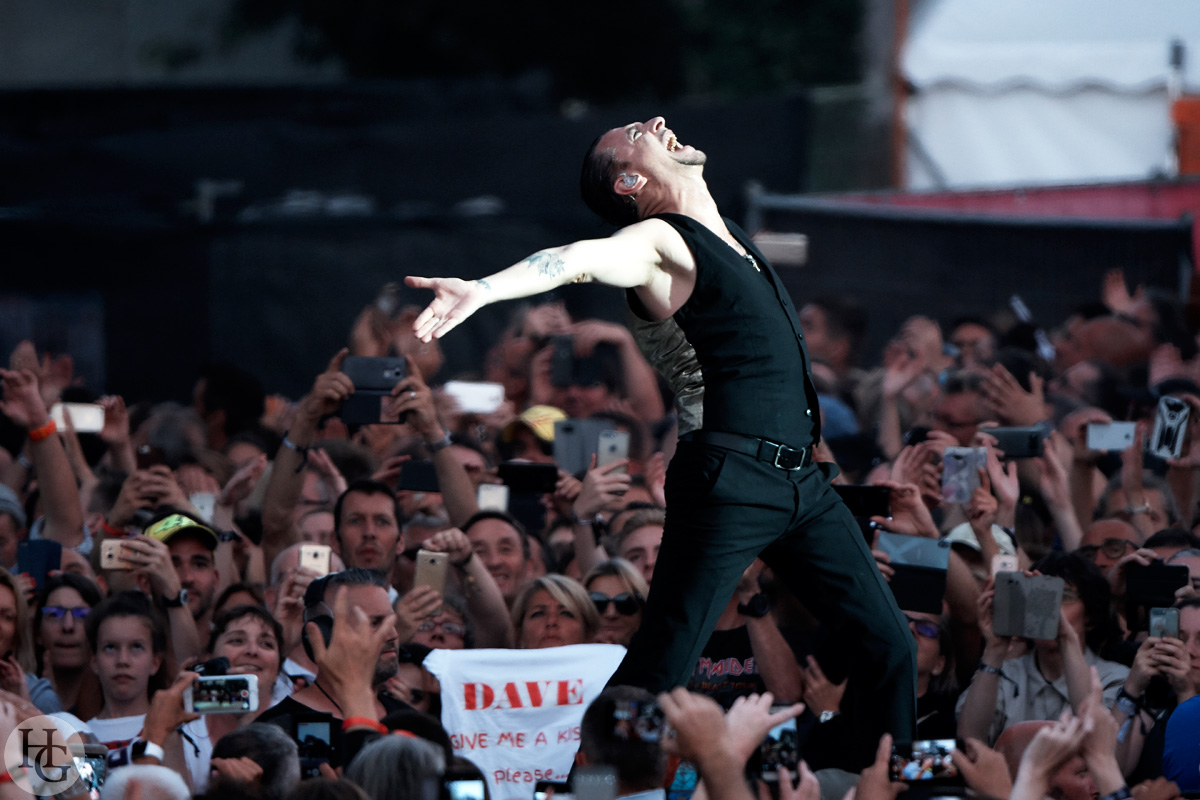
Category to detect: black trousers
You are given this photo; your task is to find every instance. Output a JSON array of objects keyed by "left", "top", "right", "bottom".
[{"left": 608, "top": 438, "right": 917, "bottom": 763}]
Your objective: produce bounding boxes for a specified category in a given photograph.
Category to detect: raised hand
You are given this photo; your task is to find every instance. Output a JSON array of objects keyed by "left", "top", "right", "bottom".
[{"left": 406, "top": 276, "right": 488, "bottom": 342}]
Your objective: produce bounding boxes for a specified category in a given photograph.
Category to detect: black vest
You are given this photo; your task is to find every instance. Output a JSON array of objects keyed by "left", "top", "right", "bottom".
[{"left": 633, "top": 213, "right": 822, "bottom": 447}]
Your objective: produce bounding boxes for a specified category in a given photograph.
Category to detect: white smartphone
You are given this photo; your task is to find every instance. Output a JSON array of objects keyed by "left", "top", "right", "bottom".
[
  {"left": 50, "top": 402, "right": 105, "bottom": 434},
  {"left": 477, "top": 483, "right": 510, "bottom": 512},
  {"left": 596, "top": 429, "right": 630, "bottom": 474},
  {"left": 184, "top": 674, "right": 258, "bottom": 714},
  {"left": 1085, "top": 421, "right": 1136, "bottom": 452},
  {"left": 443, "top": 381, "right": 505, "bottom": 415},
  {"left": 189, "top": 492, "right": 216, "bottom": 523},
  {"left": 299, "top": 544, "right": 332, "bottom": 577}
]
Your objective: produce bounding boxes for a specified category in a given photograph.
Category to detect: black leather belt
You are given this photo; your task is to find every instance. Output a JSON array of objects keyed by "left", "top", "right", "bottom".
[{"left": 681, "top": 431, "right": 814, "bottom": 471}]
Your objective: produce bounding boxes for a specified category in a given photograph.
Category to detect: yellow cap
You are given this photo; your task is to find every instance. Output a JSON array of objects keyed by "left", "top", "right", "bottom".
[{"left": 144, "top": 513, "right": 219, "bottom": 550}]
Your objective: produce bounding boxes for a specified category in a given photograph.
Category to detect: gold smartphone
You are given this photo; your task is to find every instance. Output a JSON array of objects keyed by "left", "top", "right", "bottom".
[
  {"left": 413, "top": 549, "right": 449, "bottom": 615},
  {"left": 99, "top": 539, "right": 134, "bottom": 570}
]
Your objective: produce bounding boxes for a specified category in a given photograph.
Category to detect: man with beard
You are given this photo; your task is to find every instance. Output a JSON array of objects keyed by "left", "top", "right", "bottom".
[
  {"left": 255, "top": 569, "right": 409, "bottom": 769},
  {"left": 407, "top": 115, "right": 915, "bottom": 766}
]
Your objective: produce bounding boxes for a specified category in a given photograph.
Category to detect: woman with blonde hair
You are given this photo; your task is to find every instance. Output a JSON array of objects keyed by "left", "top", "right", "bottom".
[
  {"left": 0, "top": 570, "right": 62, "bottom": 712},
  {"left": 511, "top": 575, "right": 599, "bottom": 649},
  {"left": 583, "top": 559, "right": 647, "bottom": 647}
]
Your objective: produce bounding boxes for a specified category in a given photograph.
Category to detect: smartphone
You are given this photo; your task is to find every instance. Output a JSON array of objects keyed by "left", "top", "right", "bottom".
[
  {"left": 414, "top": 550, "right": 449, "bottom": 614},
  {"left": 597, "top": 429, "right": 630, "bottom": 474},
  {"left": 99, "top": 539, "right": 134, "bottom": 571},
  {"left": 876, "top": 532, "right": 952, "bottom": 614},
  {"left": 299, "top": 544, "right": 332, "bottom": 577},
  {"left": 1126, "top": 562, "right": 1190, "bottom": 611},
  {"left": 993, "top": 572, "right": 1065, "bottom": 641},
  {"left": 50, "top": 402, "right": 105, "bottom": 434},
  {"left": 552, "top": 419, "right": 617, "bottom": 477},
  {"left": 17, "top": 539, "right": 63, "bottom": 591},
  {"left": 1149, "top": 396, "right": 1190, "bottom": 460},
  {"left": 71, "top": 742, "right": 108, "bottom": 800},
  {"left": 497, "top": 461, "right": 559, "bottom": 494},
  {"left": 477, "top": 483, "right": 510, "bottom": 512},
  {"left": 987, "top": 426, "right": 1045, "bottom": 459},
  {"left": 550, "top": 335, "right": 576, "bottom": 388},
  {"left": 1149, "top": 607, "right": 1181, "bottom": 639},
  {"left": 447, "top": 779, "right": 487, "bottom": 800},
  {"left": 184, "top": 674, "right": 258, "bottom": 714},
  {"left": 573, "top": 766, "right": 617, "bottom": 800},
  {"left": 889, "top": 739, "right": 960, "bottom": 782},
  {"left": 759, "top": 711, "right": 800, "bottom": 781},
  {"left": 941, "top": 447, "right": 986, "bottom": 504},
  {"left": 534, "top": 782, "right": 574, "bottom": 800},
  {"left": 612, "top": 699, "right": 666, "bottom": 743},
  {"left": 189, "top": 492, "right": 216, "bottom": 523},
  {"left": 398, "top": 460, "right": 440, "bottom": 493},
  {"left": 340, "top": 356, "right": 408, "bottom": 425},
  {"left": 296, "top": 718, "right": 336, "bottom": 780},
  {"left": 135, "top": 444, "right": 166, "bottom": 470},
  {"left": 991, "top": 554, "right": 1019, "bottom": 580},
  {"left": 443, "top": 381, "right": 505, "bottom": 415},
  {"left": 834, "top": 484, "right": 891, "bottom": 518},
  {"left": 1086, "top": 421, "right": 1137, "bottom": 452}
]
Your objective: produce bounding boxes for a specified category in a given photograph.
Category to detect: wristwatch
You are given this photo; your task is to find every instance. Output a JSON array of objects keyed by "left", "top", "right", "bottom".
[
  {"left": 162, "top": 588, "right": 189, "bottom": 608},
  {"left": 736, "top": 593, "right": 771, "bottom": 619},
  {"left": 819, "top": 710, "right": 840, "bottom": 724},
  {"left": 131, "top": 739, "right": 165, "bottom": 763}
]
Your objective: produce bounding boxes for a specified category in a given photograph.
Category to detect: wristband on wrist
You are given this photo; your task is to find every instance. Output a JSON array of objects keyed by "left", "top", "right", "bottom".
[
  {"left": 570, "top": 510, "right": 596, "bottom": 527},
  {"left": 100, "top": 519, "right": 127, "bottom": 538},
  {"left": 427, "top": 431, "right": 453, "bottom": 454},
  {"left": 28, "top": 420, "right": 57, "bottom": 443},
  {"left": 976, "top": 662, "right": 1004, "bottom": 677},
  {"left": 451, "top": 552, "right": 474, "bottom": 570},
  {"left": 342, "top": 716, "right": 386, "bottom": 734},
  {"left": 131, "top": 739, "right": 165, "bottom": 763},
  {"left": 281, "top": 432, "right": 310, "bottom": 473},
  {"left": 1098, "top": 787, "right": 1131, "bottom": 800}
]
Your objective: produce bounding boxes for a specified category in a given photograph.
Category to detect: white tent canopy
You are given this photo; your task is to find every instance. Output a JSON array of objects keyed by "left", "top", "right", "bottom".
[{"left": 901, "top": 0, "right": 1200, "bottom": 190}]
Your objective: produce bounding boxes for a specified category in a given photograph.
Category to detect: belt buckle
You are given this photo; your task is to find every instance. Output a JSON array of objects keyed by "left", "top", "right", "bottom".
[{"left": 772, "top": 443, "right": 804, "bottom": 470}]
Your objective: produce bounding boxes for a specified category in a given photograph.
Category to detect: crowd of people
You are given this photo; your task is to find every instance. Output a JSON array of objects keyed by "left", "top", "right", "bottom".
[{"left": 1, "top": 263, "right": 1200, "bottom": 800}]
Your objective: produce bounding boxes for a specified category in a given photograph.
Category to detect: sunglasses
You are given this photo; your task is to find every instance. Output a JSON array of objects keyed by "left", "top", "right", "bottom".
[
  {"left": 43, "top": 606, "right": 90, "bottom": 622},
  {"left": 904, "top": 615, "right": 941, "bottom": 639},
  {"left": 589, "top": 592, "right": 642, "bottom": 616}
]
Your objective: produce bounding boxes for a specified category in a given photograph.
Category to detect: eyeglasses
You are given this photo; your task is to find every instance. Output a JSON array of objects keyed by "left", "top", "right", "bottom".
[
  {"left": 417, "top": 621, "right": 466, "bottom": 637},
  {"left": 589, "top": 592, "right": 643, "bottom": 616},
  {"left": 43, "top": 606, "right": 90, "bottom": 623},
  {"left": 1096, "top": 538, "right": 1136, "bottom": 559},
  {"left": 904, "top": 615, "right": 941, "bottom": 639}
]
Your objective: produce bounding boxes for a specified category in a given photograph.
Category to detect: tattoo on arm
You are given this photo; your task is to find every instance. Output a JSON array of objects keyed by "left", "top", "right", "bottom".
[
  {"left": 524, "top": 252, "right": 566, "bottom": 279},
  {"left": 476, "top": 279, "right": 492, "bottom": 291}
]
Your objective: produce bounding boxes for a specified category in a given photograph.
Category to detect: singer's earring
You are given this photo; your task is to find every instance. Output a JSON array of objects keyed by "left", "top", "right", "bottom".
[{"left": 619, "top": 173, "right": 637, "bottom": 189}]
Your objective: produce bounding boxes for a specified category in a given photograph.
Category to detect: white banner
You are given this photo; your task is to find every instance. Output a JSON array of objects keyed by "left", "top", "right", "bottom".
[{"left": 425, "top": 645, "right": 626, "bottom": 800}]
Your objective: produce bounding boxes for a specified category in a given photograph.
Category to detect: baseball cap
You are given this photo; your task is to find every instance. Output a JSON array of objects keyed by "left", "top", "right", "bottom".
[
  {"left": 144, "top": 513, "right": 219, "bottom": 550},
  {"left": 944, "top": 522, "right": 1017, "bottom": 556},
  {"left": 0, "top": 485, "right": 26, "bottom": 529},
  {"left": 501, "top": 405, "right": 566, "bottom": 444}
]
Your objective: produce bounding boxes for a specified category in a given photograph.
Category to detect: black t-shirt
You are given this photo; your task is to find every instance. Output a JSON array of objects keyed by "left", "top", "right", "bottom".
[
  {"left": 687, "top": 626, "right": 768, "bottom": 709},
  {"left": 255, "top": 693, "right": 410, "bottom": 775}
]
